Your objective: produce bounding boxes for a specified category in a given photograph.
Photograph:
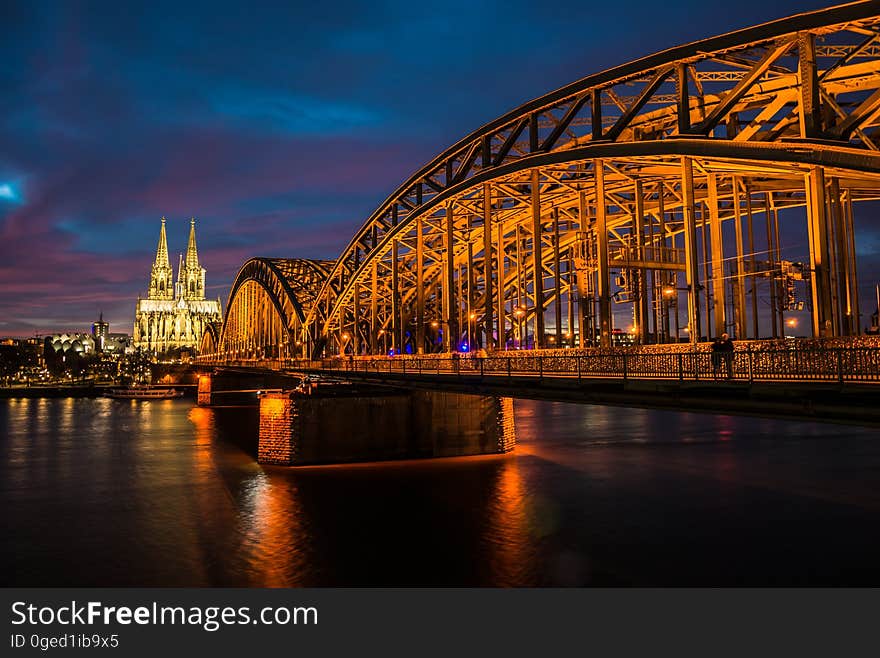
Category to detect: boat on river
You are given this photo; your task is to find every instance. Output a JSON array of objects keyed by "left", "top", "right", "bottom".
[{"left": 104, "top": 386, "right": 184, "bottom": 399}]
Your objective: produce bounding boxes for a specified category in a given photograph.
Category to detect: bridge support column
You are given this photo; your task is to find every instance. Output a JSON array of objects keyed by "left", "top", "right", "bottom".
[
  {"left": 531, "top": 169, "right": 545, "bottom": 348},
  {"left": 496, "top": 216, "right": 506, "bottom": 350},
  {"left": 444, "top": 202, "right": 457, "bottom": 352},
  {"left": 634, "top": 179, "right": 649, "bottom": 345},
  {"left": 595, "top": 161, "right": 612, "bottom": 348},
  {"left": 392, "top": 239, "right": 401, "bottom": 353},
  {"left": 680, "top": 156, "right": 701, "bottom": 343},
  {"left": 483, "top": 184, "right": 494, "bottom": 349},
  {"left": 731, "top": 177, "right": 748, "bottom": 339},
  {"left": 416, "top": 215, "right": 425, "bottom": 353},
  {"left": 805, "top": 167, "right": 835, "bottom": 337},
  {"left": 707, "top": 173, "right": 726, "bottom": 338}
]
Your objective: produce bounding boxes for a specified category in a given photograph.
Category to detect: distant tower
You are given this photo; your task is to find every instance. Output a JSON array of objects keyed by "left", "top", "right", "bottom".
[
  {"left": 182, "top": 217, "right": 207, "bottom": 300},
  {"left": 148, "top": 217, "right": 174, "bottom": 301},
  {"left": 91, "top": 311, "right": 109, "bottom": 351}
]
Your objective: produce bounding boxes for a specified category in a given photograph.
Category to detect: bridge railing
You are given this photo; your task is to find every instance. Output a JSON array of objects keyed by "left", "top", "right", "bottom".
[{"left": 304, "top": 346, "right": 880, "bottom": 384}]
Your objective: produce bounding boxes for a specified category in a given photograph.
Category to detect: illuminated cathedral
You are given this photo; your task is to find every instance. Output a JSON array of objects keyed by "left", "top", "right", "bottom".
[{"left": 134, "top": 217, "right": 223, "bottom": 353}]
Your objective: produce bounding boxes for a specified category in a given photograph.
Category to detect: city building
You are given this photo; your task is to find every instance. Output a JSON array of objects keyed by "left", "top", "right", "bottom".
[
  {"left": 47, "top": 333, "right": 96, "bottom": 354},
  {"left": 91, "top": 312, "right": 109, "bottom": 351},
  {"left": 133, "top": 217, "right": 223, "bottom": 354},
  {"left": 104, "top": 332, "right": 133, "bottom": 354}
]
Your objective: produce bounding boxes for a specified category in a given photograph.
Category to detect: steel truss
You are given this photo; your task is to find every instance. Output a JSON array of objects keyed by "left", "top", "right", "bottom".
[{"left": 216, "top": 2, "right": 880, "bottom": 356}]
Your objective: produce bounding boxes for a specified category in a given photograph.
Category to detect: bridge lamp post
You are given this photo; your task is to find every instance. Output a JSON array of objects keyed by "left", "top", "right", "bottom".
[
  {"left": 341, "top": 332, "right": 350, "bottom": 356},
  {"left": 663, "top": 287, "right": 679, "bottom": 343},
  {"left": 377, "top": 329, "right": 388, "bottom": 355},
  {"left": 468, "top": 312, "right": 476, "bottom": 351},
  {"left": 663, "top": 285, "right": 703, "bottom": 342}
]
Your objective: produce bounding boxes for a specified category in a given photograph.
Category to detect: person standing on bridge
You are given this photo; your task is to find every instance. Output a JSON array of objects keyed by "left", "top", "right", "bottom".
[{"left": 711, "top": 333, "right": 735, "bottom": 380}]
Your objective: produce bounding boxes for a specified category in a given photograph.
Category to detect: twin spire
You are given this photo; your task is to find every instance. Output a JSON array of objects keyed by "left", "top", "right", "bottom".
[
  {"left": 153, "top": 216, "right": 201, "bottom": 270},
  {"left": 149, "top": 216, "right": 205, "bottom": 301}
]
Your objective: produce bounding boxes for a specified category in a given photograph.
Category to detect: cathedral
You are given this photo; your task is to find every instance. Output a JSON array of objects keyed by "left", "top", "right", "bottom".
[{"left": 134, "top": 217, "right": 223, "bottom": 354}]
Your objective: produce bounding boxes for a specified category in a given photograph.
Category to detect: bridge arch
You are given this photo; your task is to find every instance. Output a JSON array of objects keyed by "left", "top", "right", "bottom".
[
  {"left": 301, "top": 2, "right": 880, "bottom": 354},
  {"left": 218, "top": 258, "right": 333, "bottom": 359},
  {"left": 199, "top": 321, "right": 221, "bottom": 356}
]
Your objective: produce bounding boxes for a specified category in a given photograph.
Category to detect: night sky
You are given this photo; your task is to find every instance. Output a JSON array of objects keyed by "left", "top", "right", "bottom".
[{"left": 0, "top": 0, "right": 850, "bottom": 336}]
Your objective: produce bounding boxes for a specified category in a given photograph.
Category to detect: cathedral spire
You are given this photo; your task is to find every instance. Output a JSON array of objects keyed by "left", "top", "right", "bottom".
[
  {"left": 148, "top": 217, "right": 174, "bottom": 301},
  {"left": 185, "top": 217, "right": 200, "bottom": 269},
  {"left": 155, "top": 217, "right": 170, "bottom": 269}
]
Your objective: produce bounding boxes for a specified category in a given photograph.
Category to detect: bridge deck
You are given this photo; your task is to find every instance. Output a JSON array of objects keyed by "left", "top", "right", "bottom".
[
  {"left": 195, "top": 347, "right": 880, "bottom": 423},
  {"left": 198, "top": 345, "right": 880, "bottom": 385}
]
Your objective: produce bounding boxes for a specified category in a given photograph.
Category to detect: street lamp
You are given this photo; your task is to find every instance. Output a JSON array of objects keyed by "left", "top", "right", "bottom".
[{"left": 663, "top": 286, "right": 681, "bottom": 342}]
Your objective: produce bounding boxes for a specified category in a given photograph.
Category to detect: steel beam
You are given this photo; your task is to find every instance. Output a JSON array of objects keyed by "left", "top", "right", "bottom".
[
  {"left": 634, "top": 179, "right": 649, "bottom": 344},
  {"left": 680, "top": 157, "right": 701, "bottom": 342},
  {"left": 531, "top": 169, "right": 545, "bottom": 348},
  {"left": 416, "top": 215, "right": 425, "bottom": 353},
  {"left": 798, "top": 32, "right": 822, "bottom": 138},
  {"left": 731, "top": 177, "right": 748, "bottom": 339},
  {"left": 483, "top": 184, "right": 494, "bottom": 348},
  {"left": 445, "top": 202, "right": 457, "bottom": 351},
  {"left": 707, "top": 173, "right": 726, "bottom": 338},
  {"left": 496, "top": 216, "right": 506, "bottom": 350},
  {"left": 595, "top": 161, "right": 612, "bottom": 347},
  {"left": 805, "top": 167, "right": 835, "bottom": 337}
]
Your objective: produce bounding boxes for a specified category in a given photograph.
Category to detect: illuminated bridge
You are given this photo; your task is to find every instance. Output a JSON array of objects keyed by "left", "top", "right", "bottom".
[{"left": 199, "top": 2, "right": 880, "bottom": 394}]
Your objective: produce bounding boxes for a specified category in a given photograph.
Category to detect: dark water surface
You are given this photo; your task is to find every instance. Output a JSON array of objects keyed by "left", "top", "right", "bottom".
[{"left": 1, "top": 396, "right": 879, "bottom": 586}]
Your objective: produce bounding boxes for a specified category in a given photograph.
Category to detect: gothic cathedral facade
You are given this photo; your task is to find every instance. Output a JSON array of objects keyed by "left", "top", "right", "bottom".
[{"left": 134, "top": 217, "right": 223, "bottom": 353}]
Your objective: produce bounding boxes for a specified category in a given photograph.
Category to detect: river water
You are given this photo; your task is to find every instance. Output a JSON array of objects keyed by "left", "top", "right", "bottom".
[{"left": 1, "top": 396, "right": 879, "bottom": 586}]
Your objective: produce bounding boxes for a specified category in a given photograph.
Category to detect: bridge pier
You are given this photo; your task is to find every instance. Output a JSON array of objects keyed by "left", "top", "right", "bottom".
[
  {"left": 197, "top": 374, "right": 213, "bottom": 406},
  {"left": 258, "top": 389, "right": 515, "bottom": 466}
]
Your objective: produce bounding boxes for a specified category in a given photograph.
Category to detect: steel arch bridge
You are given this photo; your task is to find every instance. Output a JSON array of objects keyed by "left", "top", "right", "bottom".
[
  {"left": 201, "top": 257, "right": 334, "bottom": 360},
  {"left": 208, "top": 1, "right": 880, "bottom": 360}
]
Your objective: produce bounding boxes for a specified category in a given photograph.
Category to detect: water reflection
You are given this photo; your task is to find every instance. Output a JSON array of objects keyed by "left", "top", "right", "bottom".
[{"left": 2, "top": 397, "right": 880, "bottom": 586}]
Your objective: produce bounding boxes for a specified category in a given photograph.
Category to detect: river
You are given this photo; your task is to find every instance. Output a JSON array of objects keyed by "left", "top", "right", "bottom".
[{"left": 1, "top": 396, "right": 879, "bottom": 586}]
